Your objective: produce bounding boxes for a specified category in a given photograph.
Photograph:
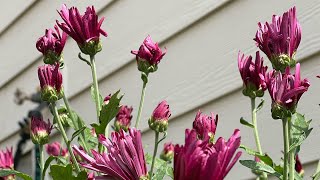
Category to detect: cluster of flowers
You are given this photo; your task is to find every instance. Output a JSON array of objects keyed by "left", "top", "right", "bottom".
[
  {"left": 238, "top": 6, "right": 309, "bottom": 179},
  {"left": 0, "top": 3, "right": 314, "bottom": 180}
]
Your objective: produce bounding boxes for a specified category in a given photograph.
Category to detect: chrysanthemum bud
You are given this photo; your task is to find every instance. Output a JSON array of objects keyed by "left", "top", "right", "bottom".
[
  {"left": 238, "top": 51, "right": 267, "bottom": 98},
  {"left": 160, "top": 142, "right": 174, "bottom": 162},
  {"left": 31, "top": 116, "right": 52, "bottom": 145},
  {"left": 114, "top": 105, "right": 133, "bottom": 132},
  {"left": 36, "top": 25, "right": 67, "bottom": 65},
  {"left": 38, "top": 63, "right": 63, "bottom": 102},
  {"left": 103, "top": 94, "right": 111, "bottom": 105},
  {"left": 192, "top": 111, "right": 218, "bottom": 142},
  {"left": 131, "top": 35, "right": 166, "bottom": 74},
  {"left": 53, "top": 106, "right": 70, "bottom": 127},
  {"left": 46, "top": 142, "right": 68, "bottom": 157},
  {"left": 148, "top": 101, "right": 171, "bottom": 132},
  {"left": 0, "top": 147, "right": 15, "bottom": 180}
]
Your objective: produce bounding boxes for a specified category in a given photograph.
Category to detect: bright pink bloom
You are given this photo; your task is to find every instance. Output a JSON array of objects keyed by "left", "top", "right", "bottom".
[
  {"left": 131, "top": 35, "right": 166, "bottom": 66},
  {"left": 31, "top": 116, "right": 52, "bottom": 145},
  {"left": 174, "top": 129, "right": 242, "bottom": 180},
  {"left": 152, "top": 100, "right": 171, "bottom": 121},
  {"left": 57, "top": 4, "right": 107, "bottom": 45},
  {"left": 160, "top": 142, "right": 174, "bottom": 162},
  {"left": 46, "top": 142, "right": 68, "bottom": 157},
  {"left": 254, "top": 7, "right": 301, "bottom": 71},
  {"left": 0, "top": 147, "right": 14, "bottom": 169},
  {"left": 38, "top": 64, "right": 63, "bottom": 92},
  {"left": 114, "top": 105, "right": 133, "bottom": 132},
  {"left": 0, "top": 147, "right": 14, "bottom": 180},
  {"left": 193, "top": 111, "right": 218, "bottom": 141},
  {"left": 73, "top": 128, "right": 148, "bottom": 180},
  {"left": 36, "top": 25, "right": 67, "bottom": 64},
  {"left": 149, "top": 100, "right": 171, "bottom": 132},
  {"left": 238, "top": 51, "right": 268, "bottom": 98},
  {"left": 38, "top": 63, "right": 63, "bottom": 102},
  {"left": 265, "top": 63, "right": 309, "bottom": 119}
]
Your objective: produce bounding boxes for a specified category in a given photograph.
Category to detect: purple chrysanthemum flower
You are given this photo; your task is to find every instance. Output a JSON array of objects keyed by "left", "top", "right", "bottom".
[
  {"left": 73, "top": 128, "right": 148, "bottom": 180},
  {"left": 265, "top": 63, "right": 309, "bottom": 119},
  {"left": 57, "top": 4, "right": 107, "bottom": 55},
  {"left": 36, "top": 25, "right": 67, "bottom": 64},
  {"left": 192, "top": 110, "right": 218, "bottom": 142},
  {"left": 174, "top": 129, "right": 242, "bottom": 180},
  {"left": 254, "top": 6, "right": 301, "bottom": 71},
  {"left": 238, "top": 51, "right": 268, "bottom": 98}
]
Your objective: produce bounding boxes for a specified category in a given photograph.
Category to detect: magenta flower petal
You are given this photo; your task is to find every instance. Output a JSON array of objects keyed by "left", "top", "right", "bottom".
[{"left": 73, "top": 128, "right": 148, "bottom": 180}]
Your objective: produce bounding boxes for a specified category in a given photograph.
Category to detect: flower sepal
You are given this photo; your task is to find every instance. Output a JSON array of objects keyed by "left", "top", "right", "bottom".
[
  {"left": 242, "top": 82, "right": 264, "bottom": 99},
  {"left": 137, "top": 59, "right": 158, "bottom": 75},
  {"left": 271, "top": 54, "right": 296, "bottom": 72},
  {"left": 79, "top": 39, "right": 102, "bottom": 56},
  {"left": 271, "top": 102, "right": 293, "bottom": 120},
  {"left": 148, "top": 117, "right": 168, "bottom": 133},
  {"left": 43, "top": 51, "right": 64, "bottom": 65},
  {"left": 41, "top": 86, "right": 63, "bottom": 103}
]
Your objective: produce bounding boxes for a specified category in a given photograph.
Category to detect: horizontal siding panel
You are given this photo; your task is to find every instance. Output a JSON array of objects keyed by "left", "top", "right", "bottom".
[
  {"left": 0, "top": 0, "right": 36, "bottom": 34},
  {"left": 0, "top": 0, "right": 113, "bottom": 89},
  {"left": 65, "top": 0, "right": 231, "bottom": 97}
]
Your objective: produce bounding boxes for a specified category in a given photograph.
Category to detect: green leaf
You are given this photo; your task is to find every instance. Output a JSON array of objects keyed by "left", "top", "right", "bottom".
[
  {"left": 256, "top": 99, "right": 265, "bottom": 112},
  {"left": 91, "top": 85, "right": 103, "bottom": 107},
  {"left": 255, "top": 154, "right": 273, "bottom": 167},
  {"left": 313, "top": 171, "right": 320, "bottom": 180},
  {"left": 240, "top": 160, "right": 282, "bottom": 178},
  {"left": 71, "top": 127, "right": 86, "bottom": 142},
  {"left": 42, "top": 156, "right": 55, "bottom": 180},
  {"left": 0, "top": 169, "right": 32, "bottom": 180},
  {"left": 289, "top": 113, "right": 313, "bottom": 152},
  {"left": 240, "top": 117, "right": 254, "bottom": 128},
  {"left": 78, "top": 127, "right": 98, "bottom": 150},
  {"left": 239, "top": 144, "right": 259, "bottom": 156},
  {"left": 91, "top": 90, "right": 123, "bottom": 135},
  {"left": 145, "top": 153, "right": 173, "bottom": 179},
  {"left": 50, "top": 164, "right": 87, "bottom": 180}
]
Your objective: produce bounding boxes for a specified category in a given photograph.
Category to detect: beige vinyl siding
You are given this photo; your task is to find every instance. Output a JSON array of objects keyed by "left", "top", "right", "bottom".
[{"left": 1, "top": 0, "right": 320, "bottom": 179}]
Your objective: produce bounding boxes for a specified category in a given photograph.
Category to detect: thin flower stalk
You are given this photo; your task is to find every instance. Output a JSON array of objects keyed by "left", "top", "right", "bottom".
[
  {"left": 251, "top": 98, "right": 268, "bottom": 179},
  {"left": 62, "top": 93, "right": 90, "bottom": 154},
  {"left": 51, "top": 102, "right": 81, "bottom": 173}
]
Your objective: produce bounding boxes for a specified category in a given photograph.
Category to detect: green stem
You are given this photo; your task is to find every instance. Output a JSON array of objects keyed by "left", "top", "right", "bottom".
[
  {"left": 282, "top": 119, "right": 290, "bottom": 180},
  {"left": 150, "top": 132, "right": 159, "bottom": 179},
  {"left": 51, "top": 102, "right": 81, "bottom": 173},
  {"left": 90, "top": 55, "right": 101, "bottom": 122},
  {"left": 288, "top": 117, "right": 295, "bottom": 180},
  {"left": 40, "top": 145, "right": 44, "bottom": 180},
  {"left": 251, "top": 98, "right": 268, "bottom": 179},
  {"left": 135, "top": 81, "right": 147, "bottom": 128},
  {"left": 62, "top": 94, "right": 90, "bottom": 154}
]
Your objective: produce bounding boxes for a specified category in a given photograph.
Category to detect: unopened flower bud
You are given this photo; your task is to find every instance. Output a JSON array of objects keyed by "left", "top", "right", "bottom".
[
  {"left": 148, "top": 101, "right": 171, "bottom": 132},
  {"left": 53, "top": 106, "right": 70, "bottom": 127},
  {"left": 193, "top": 111, "right": 218, "bottom": 142},
  {"left": 114, "top": 105, "right": 133, "bottom": 132},
  {"left": 31, "top": 116, "right": 52, "bottom": 145},
  {"left": 160, "top": 142, "right": 174, "bottom": 162},
  {"left": 38, "top": 63, "right": 63, "bottom": 102},
  {"left": 36, "top": 25, "right": 67, "bottom": 65},
  {"left": 131, "top": 35, "right": 166, "bottom": 74},
  {"left": 46, "top": 142, "right": 68, "bottom": 157}
]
